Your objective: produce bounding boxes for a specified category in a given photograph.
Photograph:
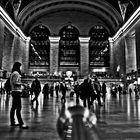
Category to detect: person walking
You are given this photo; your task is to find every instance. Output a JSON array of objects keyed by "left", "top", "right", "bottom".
[
  {"left": 134, "top": 85, "right": 139, "bottom": 98},
  {"left": 118, "top": 85, "right": 122, "bottom": 96},
  {"left": 42, "top": 82, "right": 49, "bottom": 99},
  {"left": 129, "top": 88, "right": 132, "bottom": 96},
  {"left": 10, "top": 62, "right": 28, "bottom": 129},
  {"left": 74, "top": 81, "right": 81, "bottom": 104},
  {"left": 60, "top": 81, "right": 67, "bottom": 103},
  {"left": 94, "top": 77, "right": 102, "bottom": 106},
  {"left": 90, "top": 81, "right": 96, "bottom": 106},
  {"left": 50, "top": 83, "right": 54, "bottom": 97},
  {"left": 31, "top": 75, "right": 41, "bottom": 106},
  {"left": 81, "top": 75, "right": 92, "bottom": 109},
  {"left": 55, "top": 82, "right": 59, "bottom": 98},
  {"left": 102, "top": 82, "right": 107, "bottom": 103}
]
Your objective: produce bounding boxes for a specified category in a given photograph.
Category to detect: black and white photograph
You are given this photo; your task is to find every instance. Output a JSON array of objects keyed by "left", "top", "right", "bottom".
[{"left": 0, "top": 0, "right": 140, "bottom": 140}]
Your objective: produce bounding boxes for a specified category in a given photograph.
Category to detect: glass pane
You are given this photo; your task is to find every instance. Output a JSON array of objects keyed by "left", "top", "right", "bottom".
[
  {"left": 89, "top": 25, "right": 109, "bottom": 67},
  {"left": 59, "top": 25, "right": 80, "bottom": 66},
  {"left": 29, "top": 25, "right": 50, "bottom": 66}
]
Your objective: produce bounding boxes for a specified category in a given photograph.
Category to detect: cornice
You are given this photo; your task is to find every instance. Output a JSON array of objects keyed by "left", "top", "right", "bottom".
[
  {"left": 0, "top": 6, "right": 30, "bottom": 41},
  {"left": 109, "top": 6, "right": 140, "bottom": 43}
]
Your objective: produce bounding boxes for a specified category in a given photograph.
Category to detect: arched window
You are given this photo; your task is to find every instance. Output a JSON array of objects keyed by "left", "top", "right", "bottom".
[
  {"left": 29, "top": 25, "right": 50, "bottom": 66},
  {"left": 89, "top": 25, "right": 109, "bottom": 67},
  {"left": 59, "top": 25, "right": 80, "bottom": 66}
]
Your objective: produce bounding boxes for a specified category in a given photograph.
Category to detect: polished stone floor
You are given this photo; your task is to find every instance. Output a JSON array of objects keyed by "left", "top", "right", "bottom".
[{"left": 0, "top": 88, "right": 140, "bottom": 140}]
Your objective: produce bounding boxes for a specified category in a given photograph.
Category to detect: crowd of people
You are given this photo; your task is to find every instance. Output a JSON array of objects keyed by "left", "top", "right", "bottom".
[
  {"left": 40, "top": 74, "right": 107, "bottom": 109},
  {"left": 2, "top": 61, "right": 140, "bottom": 130}
]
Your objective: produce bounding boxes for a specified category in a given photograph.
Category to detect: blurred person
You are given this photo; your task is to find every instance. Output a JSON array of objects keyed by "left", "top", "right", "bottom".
[
  {"left": 42, "top": 82, "right": 49, "bottom": 99},
  {"left": 102, "top": 82, "right": 107, "bottom": 103},
  {"left": 74, "top": 81, "right": 81, "bottom": 104},
  {"left": 94, "top": 77, "right": 102, "bottom": 106},
  {"left": 10, "top": 62, "right": 28, "bottom": 129},
  {"left": 129, "top": 88, "right": 132, "bottom": 96},
  {"left": 134, "top": 85, "right": 140, "bottom": 98},
  {"left": 90, "top": 81, "right": 96, "bottom": 105},
  {"left": 50, "top": 83, "right": 54, "bottom": 97},
  {"left": 81, "top": 75, "right": 92, "bottom": 109},
  {"left": 60, "top": 81, "right": 67, "bottom": 103},
  {"left": 31, "top": 75, "right": 41, "bottom": 106},
  {"left": 118, "top": 85, "right": 122, "bottom": 96},
  {"left": 55, "top": 82, "right": 59, "bottom": 98}
]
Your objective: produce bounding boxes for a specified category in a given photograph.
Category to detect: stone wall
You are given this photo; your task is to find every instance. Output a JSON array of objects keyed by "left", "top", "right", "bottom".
[
  {"left": 110, "top": 37, "right": 126, "bottom": 77},
  {"left": 125, "top": 35, "right": 137, "bottom": 74},
  {"left": 0, "top": 26, "right": 29, "bottom": 74}
]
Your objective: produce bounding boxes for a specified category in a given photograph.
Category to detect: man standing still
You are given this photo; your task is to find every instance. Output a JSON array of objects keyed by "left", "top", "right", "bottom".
[{"left": 10, "top": 62, "right": 28, "bottom": 129}]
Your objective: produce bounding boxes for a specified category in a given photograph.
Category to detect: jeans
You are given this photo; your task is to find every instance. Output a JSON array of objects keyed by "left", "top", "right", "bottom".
[{"left": 10, "top": 91, "right": 24, "bottom": 125}]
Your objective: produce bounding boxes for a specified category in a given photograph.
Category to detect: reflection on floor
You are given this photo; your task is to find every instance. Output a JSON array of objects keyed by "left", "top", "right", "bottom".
[{"left": 0, "top": 89, "right": 140, "bottom": 140}]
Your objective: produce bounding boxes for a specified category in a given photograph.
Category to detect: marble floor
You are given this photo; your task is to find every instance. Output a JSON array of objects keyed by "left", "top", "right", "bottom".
[{"left": 0, "top": 89, "right": 140, "bottom": 140}]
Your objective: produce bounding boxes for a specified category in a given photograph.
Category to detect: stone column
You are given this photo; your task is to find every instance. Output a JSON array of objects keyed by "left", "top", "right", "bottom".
[
  {"left": 12, "top": 35, "right": 22, "bottom": 63},
  {"left": 79, "top": 37, "right": 90, "bottom": 77},
  {"left": 0, "top": 19, "right": 4, "bottom": 69},
  {"left": 125, "top": 35, "right": 137, "bottom": 73},
  {"left": 109, "top": 37, "right": 115, "bottom": 77},
  {"left": 118, "top": 38, "right": 126, "bottom": 78},
  {"left": 49, "top": 36, "right": 60, "bottom": 74},
  {"left": 135, "top": 27, "right": 140, "bottom": 76},
  {"left": 21, "top": 37, "right": 30, "bottom": 74}
]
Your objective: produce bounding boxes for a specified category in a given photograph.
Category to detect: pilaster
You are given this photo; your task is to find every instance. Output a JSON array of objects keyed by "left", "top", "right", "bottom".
[
  {"left": 125, "top": 35, "right": 137, "bottom": 73},
  {"left": 21, "top": 37, "right": 30, "bottom": 74},
  {"left": 109, "top": 38, "right": 115, "bottom": 77},
  {"left": 135, "top": 26, "right": 140, "bottom": 76},
  {"left": 79, "top": 37, "right": 90, "bottom": 76},
  {"left": 0, "top": 19, "right": 4, "bottom": 69},
  {"left": 49, "top": 36, "right": 60, "bottom": 74}
]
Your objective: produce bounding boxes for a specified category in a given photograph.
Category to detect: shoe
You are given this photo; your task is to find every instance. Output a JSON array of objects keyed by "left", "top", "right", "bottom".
[
  {"left": 20, "top": 124, "right": 29, "bottom": 129},
  {"left": 11, "top": 123, "right": 20, "bottom": 126}
]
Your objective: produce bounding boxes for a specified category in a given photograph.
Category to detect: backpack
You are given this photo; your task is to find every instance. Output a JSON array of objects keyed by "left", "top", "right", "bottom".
[{"left": 4, "top": 78, "right": 11, "bottom": 91}]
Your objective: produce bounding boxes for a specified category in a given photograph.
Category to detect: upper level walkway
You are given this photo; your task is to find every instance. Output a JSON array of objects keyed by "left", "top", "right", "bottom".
[{"left": 0, "top": 87, "right": 140, "bottom": 140}]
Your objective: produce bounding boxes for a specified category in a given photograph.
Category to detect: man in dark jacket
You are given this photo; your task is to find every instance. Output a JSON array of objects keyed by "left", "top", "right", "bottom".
[
  {"left": 42, "top": 83, "right": 49, "bottom": 99},
  {"left": 60, "top": 81, "right": 67, "bottom": 103},
  {"left": 31, "top": 75, "right": 41, "bottom": 105},
  {"left": 80, "top": 75, "right": 92, "bottom": 109}
]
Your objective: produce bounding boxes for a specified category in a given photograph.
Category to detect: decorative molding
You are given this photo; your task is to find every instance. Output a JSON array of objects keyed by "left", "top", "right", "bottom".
[
  {"left": 0, "top": 6, "right": 30, "bottom": 42},
  {"left": 49, "top": 36, "right": 60, "bottom": 42},
  {"left": 79, "top": 37, "right": 90, "bottom": 43},
  {"left": 109, "top": 6, "right": 140, "bottom": 43}
]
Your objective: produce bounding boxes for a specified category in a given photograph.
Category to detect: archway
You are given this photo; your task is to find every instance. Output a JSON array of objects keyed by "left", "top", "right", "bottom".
[
  {"left": 89, "top": 25, "right": 110, "bottom": 77},
  {"left": 29, "top": 25, "right": 50, "bottom": 66},
  {"left": 59, "top": 24, "right": 80, "bottom": 67}
]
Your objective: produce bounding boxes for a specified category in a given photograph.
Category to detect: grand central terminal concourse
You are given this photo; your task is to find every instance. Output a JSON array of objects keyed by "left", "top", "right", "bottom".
[{"left": 1, "top": 0, "right": 140, "bottom": 140}]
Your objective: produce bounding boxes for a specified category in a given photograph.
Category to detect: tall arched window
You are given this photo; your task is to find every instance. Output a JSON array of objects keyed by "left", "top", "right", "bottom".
[
  {"left": 59, "top": 25, "right": 80, "bottom": 66},
  {"left": 29, "top": 25, "right": 50, "bottom": 66},
  {"left": 89, "top": 25, "right": 109, "bottom": 67}
]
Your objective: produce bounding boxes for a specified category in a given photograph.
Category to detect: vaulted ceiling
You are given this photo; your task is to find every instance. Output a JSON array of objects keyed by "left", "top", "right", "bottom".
[{"left": 0, "top": 0, "right": 138, "bottom": 37}]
